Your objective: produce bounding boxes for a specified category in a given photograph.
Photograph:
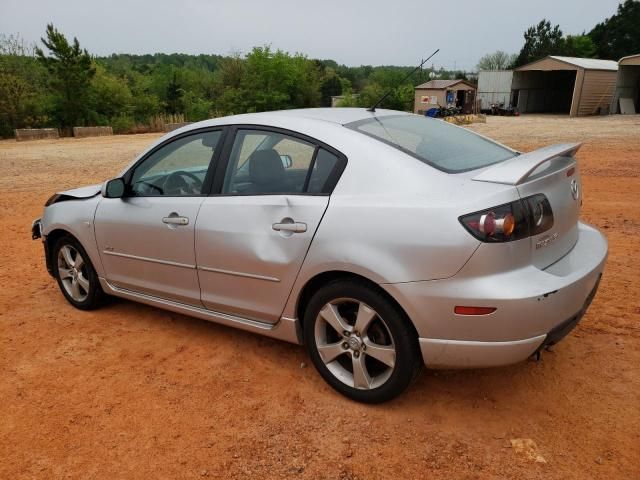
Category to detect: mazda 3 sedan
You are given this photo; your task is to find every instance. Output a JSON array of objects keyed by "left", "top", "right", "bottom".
[{"left": 32, "top": 108, "right": 607, "bottom": 403}]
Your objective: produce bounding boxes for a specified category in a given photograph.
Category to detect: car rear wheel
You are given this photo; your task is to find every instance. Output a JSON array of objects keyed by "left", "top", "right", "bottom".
[
  {"left": 303, "top": 279, "right": 421, "bottom": 403},
  {"left": 53, "top": 235, "right": 104, "bottom": 310}
]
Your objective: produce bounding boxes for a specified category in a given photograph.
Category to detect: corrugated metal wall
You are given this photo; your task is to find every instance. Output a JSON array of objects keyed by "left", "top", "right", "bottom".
[
  {"left": 576, "top": 70, "right": 618, "bottom": 115},
  {"left": 610, "top": 65, "right": 640, "bottom": 113},
  {"left": 477, "top": 71, "right": 513, "bottom": 109},
  {"left": 515, "top": 57, "right": 575, "bottom": 71}
]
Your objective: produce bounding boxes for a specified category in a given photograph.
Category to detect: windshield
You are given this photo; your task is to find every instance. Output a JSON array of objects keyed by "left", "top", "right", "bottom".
[{"left": 346, "top": 115, "right": 516, "bottom": 173}]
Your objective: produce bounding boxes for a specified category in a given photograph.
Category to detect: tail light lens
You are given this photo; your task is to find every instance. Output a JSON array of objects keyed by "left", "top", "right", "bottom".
[
  {"left": 523, "top": 194, "right": 554, "bottom": 236},
  {"left": 459, "top": 194, "right": 553, "bottom": 243}
]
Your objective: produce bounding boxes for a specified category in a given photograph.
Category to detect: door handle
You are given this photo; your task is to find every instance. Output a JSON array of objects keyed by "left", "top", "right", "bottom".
[
  {"left": 162, "top": 215, "right": 189, "bottom": 226},
  {"left": 272, "top": 221, "right": 307, "bottom": 233}
]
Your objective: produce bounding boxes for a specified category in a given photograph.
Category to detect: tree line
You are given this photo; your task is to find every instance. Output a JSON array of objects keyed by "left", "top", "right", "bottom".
[
  {"left": 477, "top": 0, "right": 639, "bottom": 70},
  {"left": 0, "top": 24, "right": 469, "bottom": 138},
  {"left": 1, "top": 1, "right": 638, "bottom": 138}
]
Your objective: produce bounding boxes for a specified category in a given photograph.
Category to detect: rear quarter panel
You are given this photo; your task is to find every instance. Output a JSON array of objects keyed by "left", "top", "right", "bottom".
[{"left": 282, "top": 134, "right": 521, "bottom": 319}]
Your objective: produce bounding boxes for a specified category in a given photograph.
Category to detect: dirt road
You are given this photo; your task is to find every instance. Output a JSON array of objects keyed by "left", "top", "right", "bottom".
[{"left": 1, "top": 115, "right": 639, "bottom": 479}]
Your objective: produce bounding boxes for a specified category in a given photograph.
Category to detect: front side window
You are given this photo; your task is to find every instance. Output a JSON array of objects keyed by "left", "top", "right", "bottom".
[
  {"left": 131, "top": 130, "right": 222, "bottom": 196},
  {"left": 346, "top": 115, "right": 516, "bottom": 173},
  {"left": 223, "top": 130, "right": 318, "bottom": 194}
]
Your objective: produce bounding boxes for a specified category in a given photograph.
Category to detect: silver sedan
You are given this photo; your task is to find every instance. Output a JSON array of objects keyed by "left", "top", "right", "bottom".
[{"left": 32, "top": 108, "right": 607, "bottom": 403}]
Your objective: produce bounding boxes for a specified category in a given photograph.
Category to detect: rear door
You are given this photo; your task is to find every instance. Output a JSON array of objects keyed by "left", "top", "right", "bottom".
[{"left": 195, "top": 127, "right": 345, "bottom": 323}]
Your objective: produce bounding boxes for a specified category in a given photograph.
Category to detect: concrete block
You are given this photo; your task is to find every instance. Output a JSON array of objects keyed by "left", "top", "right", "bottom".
[
  {"left": 72, "top": 126, "right": 113, "bottom": 138},
  {"left": 14, "top": 128, "right": 59, "bottom": 142}
]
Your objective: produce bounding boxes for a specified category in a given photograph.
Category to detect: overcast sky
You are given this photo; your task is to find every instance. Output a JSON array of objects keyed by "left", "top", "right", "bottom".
[{"left": 0, "top": 0, "right": 623, "bottom": 70}]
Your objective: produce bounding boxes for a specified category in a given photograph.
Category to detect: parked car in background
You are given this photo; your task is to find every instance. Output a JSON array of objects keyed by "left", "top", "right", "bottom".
[{"left": 32, "top": 108, "right": 607, "bottom": 403}]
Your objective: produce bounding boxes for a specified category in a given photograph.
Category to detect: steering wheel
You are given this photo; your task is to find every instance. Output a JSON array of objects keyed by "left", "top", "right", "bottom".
[{"left": 163, "top": 170, "right": 203, "bottom": 195}]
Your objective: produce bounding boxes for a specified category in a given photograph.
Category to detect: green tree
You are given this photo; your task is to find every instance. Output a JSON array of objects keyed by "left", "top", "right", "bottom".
[
  {"left": 320, "top": 67, "right": 343, "bottom": 107},
  {"left": 241, "top": 46, "right": 294, "bottom": 111},
  {"left": 0, "top": 33, "right": 49, "bottom": 136},
  {"left": 217, "top": 52, "right": 245, "bottom": 89},
  {"left": 514, "top": 20, "right": 566, "bottom": 67},
  {"left": 35, "top": 24, "right": 95, "bottom": 128},
  {"left": 589, "top": 0, "right": 640, "bottom": 59},
  {"left": 288, "top": 54, "right": 321, "bottom": 108},
  {"left": 211, "top": 53, "right": 246, "bottom": 114},
  {"left": 477, "top": 51, "right": 517, "bottom": 70},
  {"left": 565, "top": 35, "right": 597, "bottom": 58},
  {"left": 228, "top": 46, "right": 321, "bottom": 113},
  {"left": 335, "top": 92, "right": 359, "bottom": 107},
  {"left": 127, "top": 70, "right": 161, "bottom": 122},
  {"left": 183, "top": 91, "right": 212, "bottom": 121},
  {"left": 164, "top": 71, "right": 184, "bottom": 114},
  {"left": 89, "top": 64, "right": 133, "bottom": 125}
]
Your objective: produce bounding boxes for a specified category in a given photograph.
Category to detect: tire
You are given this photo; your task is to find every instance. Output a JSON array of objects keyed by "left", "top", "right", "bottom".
[
  {"left": 52, "top": 235, "right": 104, "bottom": 310},
  {"left": 303, "top": 279, "right": 421, "bottom": 403}
]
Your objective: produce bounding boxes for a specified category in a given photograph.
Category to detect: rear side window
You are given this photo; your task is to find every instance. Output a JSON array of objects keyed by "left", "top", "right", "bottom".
[
  {"left": 307, "top": 149, "right": 339, "bottom": 193},
  {"left": 222, "top": 129, "right": 317, "bottom": 195},
  {"left": 346, "top": 115, "right": 516, "bottom": 173}
]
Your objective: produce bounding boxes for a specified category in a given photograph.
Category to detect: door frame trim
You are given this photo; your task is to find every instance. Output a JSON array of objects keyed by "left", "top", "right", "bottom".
[
  {"left": 121, "top": 126, "right": 230, "bottom": 196},
  {"left": 209, "top": 124, "right": 348, "bottom": 196}
]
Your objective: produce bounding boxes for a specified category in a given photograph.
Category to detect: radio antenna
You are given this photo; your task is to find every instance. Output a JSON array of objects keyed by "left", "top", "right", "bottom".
[{"left": 367, "top": 48, "right": 440, "bottom": 112}]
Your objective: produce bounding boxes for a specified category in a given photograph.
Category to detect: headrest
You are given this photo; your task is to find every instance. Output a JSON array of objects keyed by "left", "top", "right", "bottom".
[{"left": 249, "top": 149, "right": 284, "bottom": 185}]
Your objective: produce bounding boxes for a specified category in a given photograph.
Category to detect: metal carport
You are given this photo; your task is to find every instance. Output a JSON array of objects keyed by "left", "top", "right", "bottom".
[
  {"left": 512, "top": 56, "right": 618, "bottom": 116},
  {"left": 611, "top": 54, "right": 640, "bottom": 114}
]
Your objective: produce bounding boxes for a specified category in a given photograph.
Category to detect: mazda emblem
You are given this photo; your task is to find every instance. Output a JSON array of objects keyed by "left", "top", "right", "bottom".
[{"left": 570, "top": 179, "right": 579, "bottom": 200}]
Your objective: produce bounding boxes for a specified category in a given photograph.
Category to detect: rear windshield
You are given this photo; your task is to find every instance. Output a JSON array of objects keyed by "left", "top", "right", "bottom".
[{"left": 345, "top": 115, "right": 516, "bottom": 173}]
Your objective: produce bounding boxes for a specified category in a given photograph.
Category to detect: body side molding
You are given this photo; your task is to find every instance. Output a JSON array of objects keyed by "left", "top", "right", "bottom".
[{"left": 99, "top": 278, "right": 302, "bottom": 344}]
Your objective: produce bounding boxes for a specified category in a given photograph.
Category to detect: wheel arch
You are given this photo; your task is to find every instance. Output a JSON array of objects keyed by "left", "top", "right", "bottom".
[
  {"left": 44, "top": 228, "right": 75, "bottom": 275},
  {"left": 44, "top": 228, "right": 102, "bottom": 278},
  {"left": 294, "top": 270, "right": 419, "bottom": 342}
]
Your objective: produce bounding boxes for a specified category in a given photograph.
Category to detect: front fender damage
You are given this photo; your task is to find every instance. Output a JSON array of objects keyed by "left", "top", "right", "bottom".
[{"left": 45, "top": 183, "right": 102, "bottom": 206}]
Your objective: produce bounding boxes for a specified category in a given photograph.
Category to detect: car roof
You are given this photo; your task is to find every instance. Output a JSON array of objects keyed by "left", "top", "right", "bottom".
[
  {"left": 266, "top": 108, "right": 409, "bottom": 125},
  {"left": 192, "top": 108, "right": 410, "bottom": 129},
  {"left": 121, "top": 108, "right": 413, "bottom": 177}
]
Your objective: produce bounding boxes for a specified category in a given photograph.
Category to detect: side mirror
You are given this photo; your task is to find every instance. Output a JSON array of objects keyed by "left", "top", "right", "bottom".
[
  {"left": 280, "top": 154, "right": 293, "bottom": 169},
  {"left": 102, "top": 178, "right": 126, "bottom": 198}
]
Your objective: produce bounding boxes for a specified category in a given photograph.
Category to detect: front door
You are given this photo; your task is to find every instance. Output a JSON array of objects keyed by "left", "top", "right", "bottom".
[
  {"left": 95, "top": 129, "right": 224, "bottom": 306},
  {"left": 196, "top": 128, "right": 343, "bottom": 323}
]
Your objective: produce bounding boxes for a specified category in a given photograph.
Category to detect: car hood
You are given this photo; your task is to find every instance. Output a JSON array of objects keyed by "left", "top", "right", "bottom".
[{"left": 57, "top": 183, "right": 102, "bottom": 198}]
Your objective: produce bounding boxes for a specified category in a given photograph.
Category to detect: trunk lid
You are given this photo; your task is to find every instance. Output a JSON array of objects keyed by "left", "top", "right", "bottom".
[{"left": 473, "top": 143, "right": 582, "bottom": 269}]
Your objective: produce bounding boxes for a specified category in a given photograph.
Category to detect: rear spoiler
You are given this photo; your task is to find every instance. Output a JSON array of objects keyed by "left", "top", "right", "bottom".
[{"left": 473, "top": 143, "right": 581, "bottom": 186}]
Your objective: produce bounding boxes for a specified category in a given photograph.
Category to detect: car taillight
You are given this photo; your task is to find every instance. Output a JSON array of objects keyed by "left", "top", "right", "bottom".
[
  {"left": 523, "top": 194, "right": 554, "bottom": 236},
  {"left": 459, "top": 194, "right": 553, "bottom": 243}
]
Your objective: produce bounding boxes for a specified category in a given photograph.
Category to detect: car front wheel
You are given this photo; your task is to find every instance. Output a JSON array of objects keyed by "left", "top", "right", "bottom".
[
  {"left": 53, "top": 235, "right": 104, "bottom": 310},
  {"left": 303, "top": 279, "right": 421, "bottom": 403}
]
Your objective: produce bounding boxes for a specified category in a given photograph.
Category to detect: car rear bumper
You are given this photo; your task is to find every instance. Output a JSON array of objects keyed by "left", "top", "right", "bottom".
[{"left": 382, "top": 222, "right": 607, "bottom": 368}]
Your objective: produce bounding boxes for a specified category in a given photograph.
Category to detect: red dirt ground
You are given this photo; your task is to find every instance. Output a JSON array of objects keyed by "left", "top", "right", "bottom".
[{"left": 1, "top": 115, "right": 639, "bottom": 479}]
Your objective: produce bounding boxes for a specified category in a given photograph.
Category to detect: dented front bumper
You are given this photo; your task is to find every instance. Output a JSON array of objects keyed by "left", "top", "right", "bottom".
[{"left": 31, "top": 218, "right": 42, "bottom": 240}]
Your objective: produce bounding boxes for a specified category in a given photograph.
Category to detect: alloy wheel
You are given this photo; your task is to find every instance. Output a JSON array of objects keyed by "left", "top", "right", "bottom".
[
  {"left": 57, "top": 244, "right": 90, "bottom": 302},
  {"left": 314, "top": 298, "right": 396, "bottom": 390}
]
